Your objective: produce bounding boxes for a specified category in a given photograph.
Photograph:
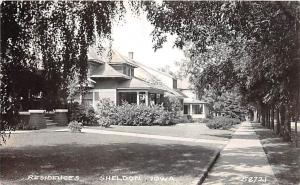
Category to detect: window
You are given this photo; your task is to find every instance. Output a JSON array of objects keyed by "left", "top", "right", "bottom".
[
  {"left": 130, "top": 68, "right": 134, "bottom": 76},
  {"left": 82, "top": 92, "right": 93, "bottom": 107},
  {"left": 184, "top": 105, "right": 189, "bottom": 114},
  {"left": 173, "top": 79, "right": 177, "bottom": 89},
  {"left": 149, "top": 93, "right": 156, "bottom": 105},
  {"left": 192, "top": 104, "right": 203, "bottom": 114},
  {"left": 139, "top": 92, "right": 146, "bottom": 104},
  {"left": 156, "top": 94, "right": 161, "bottom": 104},
  {"left": 94, "top": 92, "right": 100, "bottom": 102},
  {"left": 127, "top": 67, "right": 131, "bottom": 76},
  {"left": 118, "top": 92, "right": 137, "bottom": 105},
  {"left": 156, "top": 94, "right": 164, "bottom": 105}
]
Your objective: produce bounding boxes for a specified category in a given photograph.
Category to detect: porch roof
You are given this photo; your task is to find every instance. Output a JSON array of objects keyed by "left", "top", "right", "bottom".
[
  {"left": 184, "top": 98, "right": 207, "bottom": 104},
  {"left": 117, "top": 77, "right": 166, "bottom": 92},
  {"left": 75, "top": 78, "right": 96, "bottom": 88},
  {"left": 90, "top": 63, "right": 131, "bottom": 79}
]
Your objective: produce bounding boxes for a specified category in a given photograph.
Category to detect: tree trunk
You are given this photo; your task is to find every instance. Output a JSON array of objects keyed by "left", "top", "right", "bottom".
[
  {"left": 261, "top": 106, "right": 265, "bottom": 126},
  {"left": 271, "top": 107, "right": 275, "bottom": 131},
  {"left": 267, "top": 106, "right": 271, "bottom": 128},
  {"left": 276, "top": 108, "right": 280, "bottom": 134},
  {"left": 283, "top": 104, "right": 291, "bottom": 141},
  {"left": 253, "top": 109, "right": 258, "bottom": 122},
  {"left": 280, "top": 105, "right": 285, "bottom": 137}
]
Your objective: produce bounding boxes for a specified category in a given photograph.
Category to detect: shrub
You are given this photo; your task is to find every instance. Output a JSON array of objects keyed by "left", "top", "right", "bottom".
[
  {"left": 68, "top": 121, "right": 83, "bottom": 133},
  {"left": 197, "top": 118, "right": 211, "bottom": 123},
  {"left": 206, "top": 116, "right": 240, "bottom": 130},
  {"left": 68, "top": 102, "right": 98, "bottom": 126},
  {"left": 96, "top": 98, "right": 117, "bottom": 127},
  {"left": 95, "top": 99, "right": 178, "bottom": 126},
  {"left": 163, "top": 95, "right": 182, "bottom": 119}
]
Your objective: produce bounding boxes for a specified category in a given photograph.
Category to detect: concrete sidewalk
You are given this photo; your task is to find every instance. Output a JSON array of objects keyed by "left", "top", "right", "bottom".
[{"left": 203, "top": 121, "right": 278, "bottom": 185}]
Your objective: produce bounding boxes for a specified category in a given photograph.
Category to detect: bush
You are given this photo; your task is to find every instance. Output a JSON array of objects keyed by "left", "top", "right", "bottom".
[
  {"left": 68, "top": 102, "right": 98, "bottom": 126},
  {"left": 206, "top": 116, "right": 240, "bottom": 130},
  {"left": 177, "top": 116, "right": 193, "bottom": 123},
  {"left": 96, "top": 99, "right": 178, "bottom": 126},
  {"left": 197, "top": 118, "right": 211, "bottom": 123},
  {"left": 163, "top": 95, "right": 182, "bottom": 119},
  {"left": 96, "top": 98, "right": 117, "bottom": 127},
  {"left": 68, "top": 121, "right": 83, "bottom": 132}
]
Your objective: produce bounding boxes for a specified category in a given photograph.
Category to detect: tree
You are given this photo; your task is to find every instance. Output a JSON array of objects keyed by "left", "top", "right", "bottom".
[
  {"left": 0, "top": 1, "right": 125, "bottom": 144},
  {"left": 142, "top": 1, "right": 300, "bottom": 141}
]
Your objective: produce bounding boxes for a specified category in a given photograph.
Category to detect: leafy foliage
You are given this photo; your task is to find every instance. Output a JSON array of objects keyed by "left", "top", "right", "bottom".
[
  {"left": 206, "top": 116, "right": 240, "bottom": 130},
  {"left": 68, "top": 102, "right": 98, "bottom": 126},
  {"left": 96, "top": 99, "right": 179, "bottom": 126},
  {"left": 0, "top": 1, "right": 125, "bottom": 138},
  {"left": 142, "top": 1, "right": 300, "bottom": 140},
  {"left": 68, "top": 121, "right": 83, "bottom": 133},
  {"left": 163, "top": 95, "right": 182, "bottom": 119},
  {"left": 202, "top": 89, "right": 248, "bottom": 119}
]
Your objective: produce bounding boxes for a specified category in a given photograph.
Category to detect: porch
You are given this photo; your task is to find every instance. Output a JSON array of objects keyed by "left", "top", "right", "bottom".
[
  {"left": 117, "top": 89, "right": 164, "bottom": 106},
  {"left": 183, "top": 98, "right": 208, "bottom": 118}
]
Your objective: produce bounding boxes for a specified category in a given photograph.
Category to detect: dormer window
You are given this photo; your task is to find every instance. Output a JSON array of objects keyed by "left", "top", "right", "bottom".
[
  {"left": 126, "top": 66, "right": 134, "bottom": 77},
  {"left": 109, "top": 50, "right": 138, "bottom": 77},
  {"left": 110, "top": 64, "right": 134, "bottom": 77}
]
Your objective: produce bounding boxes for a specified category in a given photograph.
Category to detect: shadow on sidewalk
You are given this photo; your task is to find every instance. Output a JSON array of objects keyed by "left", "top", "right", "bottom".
[{"left": 252, "top": 122, "right": 300, "bottom": 185}]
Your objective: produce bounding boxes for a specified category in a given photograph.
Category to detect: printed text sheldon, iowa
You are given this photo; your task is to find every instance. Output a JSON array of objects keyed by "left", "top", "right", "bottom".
[{"left": 99, "top": 175, "right": 175, "bottom": 182}]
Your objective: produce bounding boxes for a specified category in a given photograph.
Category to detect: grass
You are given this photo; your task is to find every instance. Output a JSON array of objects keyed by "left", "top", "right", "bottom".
[
  {"left": 0, "top": 123, "right": 234, "bottom": 185},
  {"left": 88, "top": 123, "right": 235, "bottom": 141},
  {"left": 252, "top": 122, "right": 300, "bottom": 185}
]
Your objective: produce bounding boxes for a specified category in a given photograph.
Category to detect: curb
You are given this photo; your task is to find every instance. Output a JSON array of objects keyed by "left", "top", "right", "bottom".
[{"left": 193, "top": 149, "right": 221, "bottom": 185}]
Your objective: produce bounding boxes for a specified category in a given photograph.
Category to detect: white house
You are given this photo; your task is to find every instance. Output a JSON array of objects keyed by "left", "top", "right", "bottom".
[{"left": 77, "top": 48, "right": 209, "bottom": 119}]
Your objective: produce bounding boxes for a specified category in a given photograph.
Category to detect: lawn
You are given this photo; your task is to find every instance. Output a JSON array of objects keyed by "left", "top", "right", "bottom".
[
  {"left": 0, "top": 123, "right": 234, "bottom": 185},
  {"left": 88, "top": 123, "right": 235, "bottom": 141}
]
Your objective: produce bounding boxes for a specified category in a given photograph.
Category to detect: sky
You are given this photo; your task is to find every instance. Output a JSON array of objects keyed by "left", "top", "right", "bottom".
[{"left": 111, "top": 6, "right": 185, "bottom": 72}]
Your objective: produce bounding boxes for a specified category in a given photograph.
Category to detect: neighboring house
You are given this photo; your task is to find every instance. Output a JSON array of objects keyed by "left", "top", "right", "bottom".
[
  {"left": 76, "top": 48, "right": 209, "bottom": 118},
  {"left": 135, "top": 61, "right": 209, "bottom": 119},
  {"left": 178, "top": 78, "right": 209, "bottom": 118}
]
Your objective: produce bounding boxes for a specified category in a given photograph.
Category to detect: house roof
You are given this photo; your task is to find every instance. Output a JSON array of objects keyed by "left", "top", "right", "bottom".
[
  {"left": 110, "top": 50, "right": 139, "bottom": 68},
  {"left": 184, "top": 98, "right": 207, "bottom": 104},
  {"left": 134, "top": 60, "right": 175, "bottom": 79},
  {"left": 88, "top": 47, "right": 105, "bottom": 64},
  {"left": 133, "top": 61, "right": 186, "bottom": 98},
  {"left": 178, "top": 78, "right": 192, "bottom": 89},
  {"left": 134, "top": 65, "right": 182, "bottom": 96},
  {"left": 118, "top": 77, "right": 165, "bottom": 91},
  {"left": 90, "top": 63, "right": 131, "bottom": 79}
]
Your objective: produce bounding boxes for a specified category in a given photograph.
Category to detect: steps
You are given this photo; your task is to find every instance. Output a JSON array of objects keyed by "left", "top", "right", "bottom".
[{"left": 44, "top": 112, "right": 58, "bottom": 127}]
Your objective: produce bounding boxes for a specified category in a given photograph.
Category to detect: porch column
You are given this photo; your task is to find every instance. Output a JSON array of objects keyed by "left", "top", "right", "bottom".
[
  {"left": 137, "top": 92, "right": 140, "bottom": 105},
  {"left": 203, "top": 104, "right": 208, "bottom": 118},
  {"left": 190, "top": 104, "right": 193, "bottom": 116},
  {"left": 92, "top": 91, "right": 95, "bottom": 107},
  {"left": 145, "top": 91, "right": 149, "bottom": 106}
]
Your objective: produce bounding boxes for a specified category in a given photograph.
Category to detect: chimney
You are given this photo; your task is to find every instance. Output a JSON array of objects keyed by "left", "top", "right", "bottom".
[{"left": 128, "top": 52, "right": 133, "bottom": 60}]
